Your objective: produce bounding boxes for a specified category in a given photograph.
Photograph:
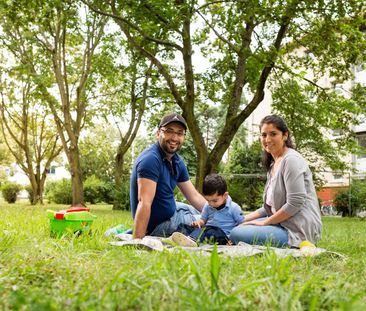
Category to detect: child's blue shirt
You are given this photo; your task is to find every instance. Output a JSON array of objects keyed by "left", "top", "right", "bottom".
[{"left": 201, "top": 196, "right": 244, "bottom": 236}]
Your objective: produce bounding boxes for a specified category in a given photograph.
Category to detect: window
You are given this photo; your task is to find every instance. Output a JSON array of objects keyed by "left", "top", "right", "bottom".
[
  {"left": 357, "top": 134, "right": 366, "bottom": 159},
  {"left": 353, "top": 63, "right": 366, "bottom": 73},
  {"left": 334, "top": 83, "right": 345, "bottom": 96},
  {"left": 333, "top": 173, "right": 343, "bottom": 180},
  {"left": 48, "top": 166, "right": 56, "bottom": 174},
  {"left": 332, "top": 129, "right": 344, "bottom": 137}
]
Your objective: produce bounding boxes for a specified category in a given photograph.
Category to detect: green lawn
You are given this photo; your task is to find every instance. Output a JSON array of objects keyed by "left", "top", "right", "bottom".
[{"left": 0, "top": 201, "right": 365, "bottom": 310}]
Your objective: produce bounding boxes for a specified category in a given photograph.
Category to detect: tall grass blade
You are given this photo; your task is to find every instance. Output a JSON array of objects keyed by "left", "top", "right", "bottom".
[{"left": 210, "top": 243, "right": 220, "bottom": 293}]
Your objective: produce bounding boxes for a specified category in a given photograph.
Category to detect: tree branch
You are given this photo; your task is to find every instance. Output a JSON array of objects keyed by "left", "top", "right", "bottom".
[{"left": 82, "top": 0, "right": 184, "bottom": 51}]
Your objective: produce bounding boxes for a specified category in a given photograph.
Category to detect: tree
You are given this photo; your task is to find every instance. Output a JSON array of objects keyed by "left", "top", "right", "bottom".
[
  {"left": 0, "top": 0, "right": 107, "bottom": 205},
  {"left": 224, "top": 127, "right": 265, "bottom": 209},
  {"left": 79, "top": 123, "right": 117, "bottom": 184},
  {"left": 87, "top": 0, "right": 366, "bottom": 190},
  {"left": 0, "top": 133, "right": 13, "bottom": 186},
  {"left": 272, "top": 80, "right": 366, "bottom": 181},
  {"left": 0, "top": 75, "right": 63, "bottom": 204},
  {"left": 89, "top": 32, "right": 159, "bottom": 208},
  {"left": 0, "top": 131, "right": 12, "bottom": 167}
]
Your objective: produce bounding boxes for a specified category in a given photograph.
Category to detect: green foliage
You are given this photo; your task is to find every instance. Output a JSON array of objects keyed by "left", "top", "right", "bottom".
[
  {"left": 79, "top": 124, "right": 117, "bottom": 184},
  {"left": 24, "top": 184, "right": 34, "bottom": 204},
  {"left": 45, "top": 179, "right": 72, "bottom": 205},
  {"left": 83, "top": 175, "right": 114, "bottom": 205},
  {"left": 84, "top": 175, "right": 107, "bottom": 204},
  {"left": 0, "top": 0, "right": 108, "bottom": 205},
  {"left": 0, "top": 137, "right": 12, "bottom": 166},
  {"left": 178, "top": 134, "right": 198, "bottom": 177},
  {"left": 334, "top": 179, "right": 366, "bottom": 216},
  {"left": 0, "top": 167, "right": 9, "bottom": 187},
  {"left": 225, "top": 136, "right": 265, "bottom": 210},
  {"left": 334, "top": 191, "right": 355, "bottom": 217},
  {"left": 272, "top": 79, "right": 364, "bottom": 182},
  {"left": 113, "top": 176, "right": 131, "bottom": 211},
  {"left": 1, "top": 182, "right": 22, "bottom": 203},
  {"left": 225, "top": 175, "right": 266, "bottom": 210}
]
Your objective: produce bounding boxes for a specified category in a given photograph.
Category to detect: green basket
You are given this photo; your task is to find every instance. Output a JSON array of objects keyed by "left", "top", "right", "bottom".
[
  {"left": 49, "top": 218, "right": 95, "bottom": 236},
  {"left": 47, "top": 209, "right": 96, "bottom": 236}
]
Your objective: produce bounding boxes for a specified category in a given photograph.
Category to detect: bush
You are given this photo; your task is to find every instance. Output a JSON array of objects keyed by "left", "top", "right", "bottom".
[
  {"left": 84, "top": 175, "right": 110, "bottom": 204},
  {"left": 25, "top": 184, "right": 34, "bottom": 204},
  {"left": 112, "top": 176, "right": 130, "bottom": 210},
  {"left": 225, "top": 175, "right": 265, "bottom": 210},
  {"left": 334, "top": 179, "right": 366, "bottom": 216},
  {"left": 334, "top": 179, "right": 366, "bottom": 217},
  {"left": 334, "top": 191, "right": 356, "bottom": 217},
  {"left": 101, "top": 181, "right": 115, "bottom": 204},
  {"left": 45, "top": 179, "right": 72, "bottom": 205},
  {"left": 1, "top": 182, "right": 22, "bottom": 203}
]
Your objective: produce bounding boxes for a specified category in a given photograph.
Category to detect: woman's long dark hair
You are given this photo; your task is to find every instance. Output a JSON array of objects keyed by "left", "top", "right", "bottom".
[{"left": 260, "top": 115, "right": 295, "bottom": 171}]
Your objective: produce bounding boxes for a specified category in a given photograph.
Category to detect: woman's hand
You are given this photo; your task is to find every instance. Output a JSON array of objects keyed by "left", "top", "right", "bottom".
[{"left": 244, "top": 219, "right": 267, "bottom": 226}]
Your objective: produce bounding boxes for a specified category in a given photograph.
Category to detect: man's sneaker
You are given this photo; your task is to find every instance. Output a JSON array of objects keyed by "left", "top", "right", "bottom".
[{"left": 171, "top": 232, "right": 198, "bottom": 247}]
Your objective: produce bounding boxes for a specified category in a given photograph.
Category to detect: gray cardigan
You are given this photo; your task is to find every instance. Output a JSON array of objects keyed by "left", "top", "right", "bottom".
[{"left": 256, "top": 148, "right": 322, "bottom": 247}]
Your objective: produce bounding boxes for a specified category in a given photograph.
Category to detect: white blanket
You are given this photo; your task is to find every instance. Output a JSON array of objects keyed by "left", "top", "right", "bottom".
[{"left": 109, "top": 234, "right": 346, "bottom": 259}]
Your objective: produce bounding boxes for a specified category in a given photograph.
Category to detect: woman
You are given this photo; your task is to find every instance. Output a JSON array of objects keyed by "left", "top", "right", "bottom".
[{"left": 229, "top": 115, "right": 322, "bottom": 248}]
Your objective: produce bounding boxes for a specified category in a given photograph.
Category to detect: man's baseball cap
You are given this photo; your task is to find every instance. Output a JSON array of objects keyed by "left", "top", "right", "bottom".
[{"left": 159, "top": 113, "right": 187, "bottom": 130}]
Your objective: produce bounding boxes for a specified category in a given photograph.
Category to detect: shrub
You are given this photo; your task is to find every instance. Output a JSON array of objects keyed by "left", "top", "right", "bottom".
[
  {"left": 225, "top": 175, "right": 265, "bottom": 210},
  {"left": 45, "top": 179, "right": 72, "bottom": 205},
  {"left": 84, "top": 175, "right": 107, "bottom": 204},
  {"left": 25, "top": 184, "right": 35, "bottom": 204},
  {"left": 334, "top": 179, "right": 366, "bottom": 217},
  {"left": 334, "top": 191, "right": 356, "bottom": 217},
  {"left": 113, "top": 176, "right": 130, "bottom": 210},
  {"left": 101, "top": 181, "right": 115, "bottom": 204},
  {"left": 1, "top": 182, "right": 22, "bottom": 203}
]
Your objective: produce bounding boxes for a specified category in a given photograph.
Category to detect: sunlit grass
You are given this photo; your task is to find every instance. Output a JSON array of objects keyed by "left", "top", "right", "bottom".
[{"left": 0, "top": 202, "right": 365, "bottom": 310}]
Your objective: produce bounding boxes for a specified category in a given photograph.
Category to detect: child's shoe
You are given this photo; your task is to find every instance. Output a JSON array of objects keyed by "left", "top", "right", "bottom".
[{"left": 171, "top": 232, "right": 198, "bottom": 247}]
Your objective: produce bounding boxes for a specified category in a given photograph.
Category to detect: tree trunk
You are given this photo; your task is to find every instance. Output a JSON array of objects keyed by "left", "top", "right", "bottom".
[
  {"left": 31, "top": 186, "right": 44, "bottom": 205},
  {"left": 113, "top": 152, "right": 125, "bottom": 210},
  {"left": 68, "top": 146, "right": 84, "bottom": 206},
  {"left": 29, "top": 178, "right": 39, "bottom": 205},
  {"left": 194, "top": 143, "right": 208, "bottom": 192}
]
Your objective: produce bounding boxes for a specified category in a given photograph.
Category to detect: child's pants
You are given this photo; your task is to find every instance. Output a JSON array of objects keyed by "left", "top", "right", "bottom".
[{"left": 177, "top": 224, "right": 230, "bottom": 245}]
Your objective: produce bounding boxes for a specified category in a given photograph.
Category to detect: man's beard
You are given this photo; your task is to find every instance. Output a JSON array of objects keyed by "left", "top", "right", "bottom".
[{"left": 160, "top": 139, "right": 182, "bottom": 155}]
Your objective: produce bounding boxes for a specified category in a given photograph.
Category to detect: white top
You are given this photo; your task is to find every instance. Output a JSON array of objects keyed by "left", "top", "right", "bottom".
[{"left": 265, "top": 176, "right": 276, "bottom": 215}]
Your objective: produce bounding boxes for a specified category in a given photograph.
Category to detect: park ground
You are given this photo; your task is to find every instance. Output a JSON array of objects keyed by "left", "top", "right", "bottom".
[{"left": 0, "top": 200, "right": 366, "bottom": 310}]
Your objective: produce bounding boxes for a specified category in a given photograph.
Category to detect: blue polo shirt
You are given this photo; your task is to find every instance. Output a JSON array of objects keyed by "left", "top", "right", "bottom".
[
  {"left": 201, "top": 196, "right": 244, "bottom": 236},
  {"left": 130, "top": 142, "right": 190, "bottom": 233}
]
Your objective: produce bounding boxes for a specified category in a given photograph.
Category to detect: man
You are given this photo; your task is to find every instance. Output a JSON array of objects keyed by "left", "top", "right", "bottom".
[{"left": 130, "top": 113, "right": 206, "bottom": 239}]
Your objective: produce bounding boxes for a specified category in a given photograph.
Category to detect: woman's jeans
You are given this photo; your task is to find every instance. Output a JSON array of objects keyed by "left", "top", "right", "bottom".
[
  {"left": 229, "top": 219, "right": 289, "bottom": 247},
  {"left": 150, "top": 202, "right": 201, "bottom": 237}
]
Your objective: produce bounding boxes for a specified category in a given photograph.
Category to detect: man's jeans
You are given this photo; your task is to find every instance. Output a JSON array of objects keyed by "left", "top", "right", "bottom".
[{"left": 150, "top": 202, "right": 201, "bottom": 237}]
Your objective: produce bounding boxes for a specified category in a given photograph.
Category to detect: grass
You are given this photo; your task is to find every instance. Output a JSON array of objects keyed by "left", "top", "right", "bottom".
[{"left": 0, "top": 201, "right": 365, "bottom": 310}]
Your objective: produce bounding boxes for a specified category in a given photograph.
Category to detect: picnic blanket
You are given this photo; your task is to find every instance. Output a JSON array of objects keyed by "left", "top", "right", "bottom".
[{"left": 109, "top": 234, "right": 346, "bottom": 259}]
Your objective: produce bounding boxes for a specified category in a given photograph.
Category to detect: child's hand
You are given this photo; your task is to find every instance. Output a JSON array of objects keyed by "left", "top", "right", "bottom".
[{"left": 191, "top": 220, "right": 203, "bottom": 228}]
